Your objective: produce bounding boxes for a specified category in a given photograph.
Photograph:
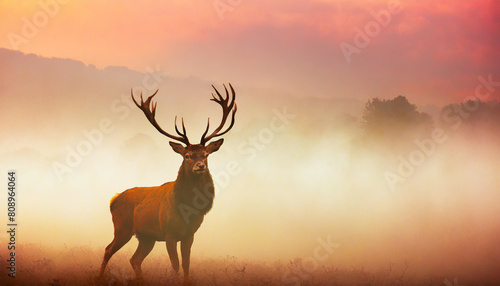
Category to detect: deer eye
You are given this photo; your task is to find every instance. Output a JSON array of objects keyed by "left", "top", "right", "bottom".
[{"left": 185, "top": 154, "right": 191, "bottom": 159}]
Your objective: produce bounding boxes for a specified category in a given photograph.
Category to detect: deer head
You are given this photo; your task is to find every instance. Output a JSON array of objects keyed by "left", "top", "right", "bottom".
[{"left": 131, "top": 84, "right": 237, "bottom": 176}]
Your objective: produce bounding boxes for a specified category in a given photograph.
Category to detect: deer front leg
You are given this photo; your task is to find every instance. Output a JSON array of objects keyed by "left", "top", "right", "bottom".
[
  {"left": 130, "top": 237, "right": 155, "bottom": 280},
  {"left": 181, "top": 235, "right": 194, "bottom": 284},
  {"left": 165, "top": 236, "right": 179, "bottom": 274}
]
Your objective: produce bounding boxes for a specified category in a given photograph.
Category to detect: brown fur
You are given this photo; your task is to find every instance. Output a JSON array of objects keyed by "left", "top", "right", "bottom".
[
  {"left": 99, "top": 141, "right": 223, "bottom": 282},
  {"left": 101, "top": 85, "right": 236, "bottom": 283}
]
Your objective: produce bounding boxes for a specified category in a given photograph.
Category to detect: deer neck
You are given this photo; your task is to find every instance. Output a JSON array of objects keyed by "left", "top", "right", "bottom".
[{"left": 173, "top": 164, "right": 215, "bottom": 210}]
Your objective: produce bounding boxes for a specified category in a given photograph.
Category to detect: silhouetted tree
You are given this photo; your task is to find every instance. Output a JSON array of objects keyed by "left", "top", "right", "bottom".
[
  {"left": 361, "top": 96, "right": 433, "bottom": 149},
  {"left": 440, "top": 99, "right": 500, "bottom": 140}
]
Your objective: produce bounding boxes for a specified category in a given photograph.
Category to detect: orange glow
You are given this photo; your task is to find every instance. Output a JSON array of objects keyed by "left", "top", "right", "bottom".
[{"left": 0, "top": 1, "right": 499, "bottom": 284}]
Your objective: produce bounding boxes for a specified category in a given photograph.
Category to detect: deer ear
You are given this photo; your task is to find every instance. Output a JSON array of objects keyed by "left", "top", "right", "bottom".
[
  {"left": 206, "top": 139, "right": 224, "bottom": 154},
  {"left": 169, "top": 142, "right": 186, "bottom": 155}
]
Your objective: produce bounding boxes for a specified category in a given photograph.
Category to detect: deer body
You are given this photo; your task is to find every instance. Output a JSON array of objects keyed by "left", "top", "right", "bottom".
[
  {"left": 110, "top": 178, "right": 210, "bottom": 242},
  {"left": 99, "top": 84, "right": 236, "bottom": 283}
]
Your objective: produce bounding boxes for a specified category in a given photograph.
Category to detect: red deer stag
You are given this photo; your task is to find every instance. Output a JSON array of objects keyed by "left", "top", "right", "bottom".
[{"left": 99, "top": 84, "right": 237, "bottom": 283}]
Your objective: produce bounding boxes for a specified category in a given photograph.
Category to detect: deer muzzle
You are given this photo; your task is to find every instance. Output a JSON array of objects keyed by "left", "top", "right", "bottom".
[{"left": 193, "top": 162, "right": 207, "bottom": 174}]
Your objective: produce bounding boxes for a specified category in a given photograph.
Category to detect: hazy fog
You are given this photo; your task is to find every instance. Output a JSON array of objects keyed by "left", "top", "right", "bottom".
[{"left": 1, "top": 48, "right": 499, "bottom": 282}]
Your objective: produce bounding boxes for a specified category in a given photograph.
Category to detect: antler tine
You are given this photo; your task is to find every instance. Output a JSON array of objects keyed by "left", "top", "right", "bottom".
[
  {"left": 212, "top": 103, "right": 237, "bottom": 138},
  {"left": 227, "top": 83, "right": 236, "bottom": 110},
  {"left": 201, "top": 118, "right": 210, "bottom": 142},
  {"left": 211, "top": 93, "right": 218, "bottom": 101},
  {"left": 152, "top": 102, "right": 157, "bottom": 116},
  {"left": 131, "top": 89, "right": 190, "bottom": 146},
  {"left": 174, "top": 116, "right": 180, "bottom": 136},
  {"left": 200, "top": 83, "right": 237, "bottom": 145},
  {"left": 212, "top": 85, "right": 224, "bottom": 101},
  {"left": 181, "top": 118, "right": 187, "bottom": 136},
  {"left": 174, "top": 116, "right": 189, "bottom": 139},
  {"left": 131, "top": 89, "right": 141, "bottom": 108},
  {"left": 224, "top": 84, "right": 229, "bottom": 102}
]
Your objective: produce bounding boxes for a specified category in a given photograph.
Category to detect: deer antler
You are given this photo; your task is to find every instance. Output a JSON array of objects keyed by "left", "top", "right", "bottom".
[
  {"left": 200, "top": 83, "right": 237, "bottom": 145},
  {"left": 131, "top": 89, "right": 190, "bottom": 146}
]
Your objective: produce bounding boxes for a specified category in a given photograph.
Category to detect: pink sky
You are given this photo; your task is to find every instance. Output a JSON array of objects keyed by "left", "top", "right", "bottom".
[
  {"left": 1, "top": 0, "right": 499, "bottom": 105},
  {"left": 2, "top": 3, "right": 500, "bottom": 276}
]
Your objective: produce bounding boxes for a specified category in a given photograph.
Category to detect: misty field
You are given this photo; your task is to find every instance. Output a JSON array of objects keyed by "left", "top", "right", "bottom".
[
  {"left": 2, "top": 97, "right": 500, "bottom": 285},
  {"left": 0, "top": 243, "right": 497, "bottom": 286},
  {"left": 2, "top": 1, "right": 500, "bottom": 285}
]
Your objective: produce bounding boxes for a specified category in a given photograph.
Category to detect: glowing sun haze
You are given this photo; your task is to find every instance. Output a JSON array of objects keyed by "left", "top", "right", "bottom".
[
  {"left": 1, "top": 0, "right": 498, "bottom": 105},
  {"left": 1, "top": 1, "right": 500, "bottom": 283}
]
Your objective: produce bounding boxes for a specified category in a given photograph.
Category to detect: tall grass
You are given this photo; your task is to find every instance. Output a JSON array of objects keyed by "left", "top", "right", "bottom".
[{"left": 1, "top": 243, "right": 497, "bottom": 285}]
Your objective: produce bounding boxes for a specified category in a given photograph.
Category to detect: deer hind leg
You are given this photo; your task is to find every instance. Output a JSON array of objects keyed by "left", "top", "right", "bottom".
[
  {"left": 165, "top": 236, "right": 180, "bottom": 273},
  {"left": 99, "top": 227, "right": 133, "bottom": 277},
  {"left": 130, "top": 236, "right": 155, "bottom": 280},
  {"left": 181, "top": 235, "right": 194, "bottom": 283}
]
